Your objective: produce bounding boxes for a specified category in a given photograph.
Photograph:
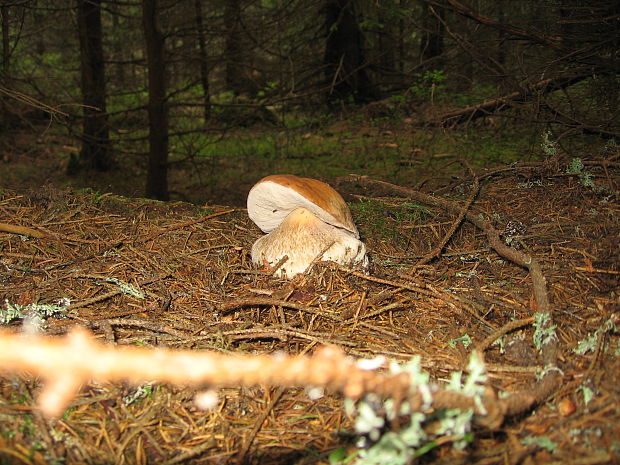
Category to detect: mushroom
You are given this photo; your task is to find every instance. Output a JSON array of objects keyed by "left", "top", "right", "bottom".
[{"left": 247, "top": 174, "right": 368, "bottom": 278}]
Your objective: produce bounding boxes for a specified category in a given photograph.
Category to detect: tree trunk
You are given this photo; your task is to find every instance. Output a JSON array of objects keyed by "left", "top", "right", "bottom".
[
  {"left": 377, "top": 8, "right": 395, "bottom": 77},
  {"left": 142, "top": 0, "right": 169, "bottom": 201},
  {"left": 419, "top": 2, "right": 445, "bottom": 66},
  {"left": 397, "top": 0, "right": 405, "bottom": 74},
  {"left": 76, "top": 0, "right": 112, "bottom": 172},
  {"left": 193, "top": 0, "right": 210, "bottom": 121},
  {"left": 224, "top": 0, "right": 251, "bottom": 95},
  {"left": 112, "top": 12, "right": 126, "bottom": 87},
  {"left": 1, "top": 5, "right": 9, "bottom": 74},
  {"left": 323, "top": 0, "right": 376, "bottom": 104},
  {"left": 495, "top": 0, "right": 506, "bottom": 68}
]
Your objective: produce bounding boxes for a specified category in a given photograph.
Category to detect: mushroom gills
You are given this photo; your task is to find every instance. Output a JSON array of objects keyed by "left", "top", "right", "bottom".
[
  {"left": 251, "top": 207, "right": 367, "bottom": 278},
  {"left": 247, "top": 175, "right": 359, "bottom": 237}
]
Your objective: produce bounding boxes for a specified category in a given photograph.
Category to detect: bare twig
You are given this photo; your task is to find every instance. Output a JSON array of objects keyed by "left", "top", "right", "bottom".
[
  {"left": 0, "top": 85, "right": 69, "bottom": 118},
  {"left": 235, "top": 343, "right": 317, "bottom": 464},
  {"left": 69, "top": 274, "right": 170, "bottom": 310},
  {"left": 475, "top": 317, "right": 535, "bottom": 352},
  {"left": 415, "top": 159, "right": 479, "bottom": 266},
  {"left": 442, "top": 0, "right": 563, "bottom": 50},
  {"left": 162, "top": 440, "right": 217, "bottom": 465},
  {"left": 219, "top": 297, "right": 340, "bottom": 320},
  {"left": 235, "top": 386, "right": 286, "bottom": 464}
]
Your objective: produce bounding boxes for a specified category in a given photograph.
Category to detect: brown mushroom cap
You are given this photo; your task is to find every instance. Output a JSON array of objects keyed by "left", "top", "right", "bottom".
[{"left": 247, "top": 174, "right": 359, "bottom": 237}]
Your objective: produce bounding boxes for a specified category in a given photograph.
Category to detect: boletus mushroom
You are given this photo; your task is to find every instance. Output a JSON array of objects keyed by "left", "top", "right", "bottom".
[{"left": 247, "top": 174, "right": 368, "bottom": 278}]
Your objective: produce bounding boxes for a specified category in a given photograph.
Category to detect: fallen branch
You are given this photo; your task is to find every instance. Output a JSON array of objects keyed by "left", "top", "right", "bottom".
[
  {"left": 0, "top": 327, "right": 506, "bottom": 424},
  {"left": 347, "top": 175, "right": 561, "bottom": 414},
  {"left": 426, "top": 75, "right": 589, "bottom": 126},
  {"left": 0, "top": 222, "right": 46, "bottom": 238},
  {"left": 0, "top": 85, "right": 69, "bottom": 119},
  {"left": 539, "top": 102, "right": 620, "bottom": 138},
  {"left": 475, "top": 317, "right": 535, "bottom": 352},
  {"left": 415, "top": 159, "right": 479, "bottom": 266}
]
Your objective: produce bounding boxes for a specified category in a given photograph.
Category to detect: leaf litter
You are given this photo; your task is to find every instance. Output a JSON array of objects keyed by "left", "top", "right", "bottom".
[{"left": 0, "top": 160, "right": 618, "bottom": 464}]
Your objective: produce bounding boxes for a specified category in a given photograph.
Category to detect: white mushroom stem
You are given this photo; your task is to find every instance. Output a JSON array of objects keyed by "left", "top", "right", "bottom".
[{"left": 251, "top": 207, "right": 367, "bottom": 278}]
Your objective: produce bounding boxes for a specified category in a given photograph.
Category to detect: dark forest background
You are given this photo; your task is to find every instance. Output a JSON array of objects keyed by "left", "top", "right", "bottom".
[{"left": 0, "top": 0, "right": 618, "bottom": 203}]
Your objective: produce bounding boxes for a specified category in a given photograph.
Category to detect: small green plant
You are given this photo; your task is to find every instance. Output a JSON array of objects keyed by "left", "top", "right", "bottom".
[
  {"left": 541, "top": 130, "right": 559, "bottom": 157},
  {"left": 329, "top": 446, "right": 358, "bottom": 464},
  {"left": 340, "top": 353, "right": 486, "bottom": 464},
  {"left": 349, "top": 199, "right": 427, "bottom": 244},
  {"left": 1, "top": 298, "right": 71, "bottom": 329},
  {"left": 567, "top": 157, "right": 584, "bottom": 173},
  {"left": 257, "top": 81, "right": 278, "bottom": 99},
  {"left": 445, "top": 84, "right": 498, "bottom": 107},
  {"left": 388, "top": 94, "right": 407, "bottom": 105},
  {"left": 1, "top": 427, "right": 16, "bottom": 440},
  {"left": 576, "top": 383, "right": 596, "bottom": 405},
  {"left": 18, "top": 414, "right": 36, "bottom": 436},
  {"left": 104, "top": 277, "right": 145, "bottom": 299},
  {"left": 73, "top": 188, "right": 107, "bottom": 205},
  {"left": 573, "top": 317, "right": 617, "bottom": 355},
  {"left": 566, "top": 157, "right": 595, "bottom": 188},
  {"left": 62, "top": 407, "right": 76, "bottom": 421},
  {"left": 212, "top": 91, "right": 236, "bottom": 105},
  {"left": 409, "top": 69, "right": 446, "bottom": 103},
  {"left": 532, "top": 312, "right": 557, "bottom": 350},
  {"left": 448, "top": 334, "right": 472, "bottom": 349},
  {"left": 521, "top": 435, "right": 557, "bottom": 453},
  {"left": 122, "top": 382, "right": 155, "bottom": 405},
  {"left": 604, "top": 138, "right": 617, "bottom": 149}
]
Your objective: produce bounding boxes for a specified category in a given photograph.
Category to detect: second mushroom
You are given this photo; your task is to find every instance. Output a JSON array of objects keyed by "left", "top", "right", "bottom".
[{"left": 247, "top": 174, "right": 368, "bottom": 278}]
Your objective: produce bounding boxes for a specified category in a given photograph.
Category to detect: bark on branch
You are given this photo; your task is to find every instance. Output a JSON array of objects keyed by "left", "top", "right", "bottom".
[
  {"left": 0, "top": 327, "right": 505, "bottom": 425},
  {"left": 427, "top": 75, "right": 589, "bottom": 126},
  {"left": 0, "top": 222, "right": 46, "bottom": 238}
]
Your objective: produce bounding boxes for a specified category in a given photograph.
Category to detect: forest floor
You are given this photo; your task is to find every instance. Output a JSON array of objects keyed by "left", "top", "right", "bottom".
[{"left": 0, "top": 114, "right": 619, "bottom": 464}]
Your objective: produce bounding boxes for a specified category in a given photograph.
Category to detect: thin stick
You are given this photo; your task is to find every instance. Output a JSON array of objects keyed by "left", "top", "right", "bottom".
[
  {"left": 235, "top": 342, "right": 317, "bottom": 463},
  {"left": 475, "top": 317, "right": 534, "bottom": 352},
  {"left": 415, "top": 159, "right": 480, "bottom": 266},
  {"left": 0, "top": 222, "right": 46, "bottom": 238}
]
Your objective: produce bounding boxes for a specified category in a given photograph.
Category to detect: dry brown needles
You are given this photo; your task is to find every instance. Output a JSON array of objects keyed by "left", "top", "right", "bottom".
[{"left": 0, "top": 166, "right": 618, "bottom": 464}]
